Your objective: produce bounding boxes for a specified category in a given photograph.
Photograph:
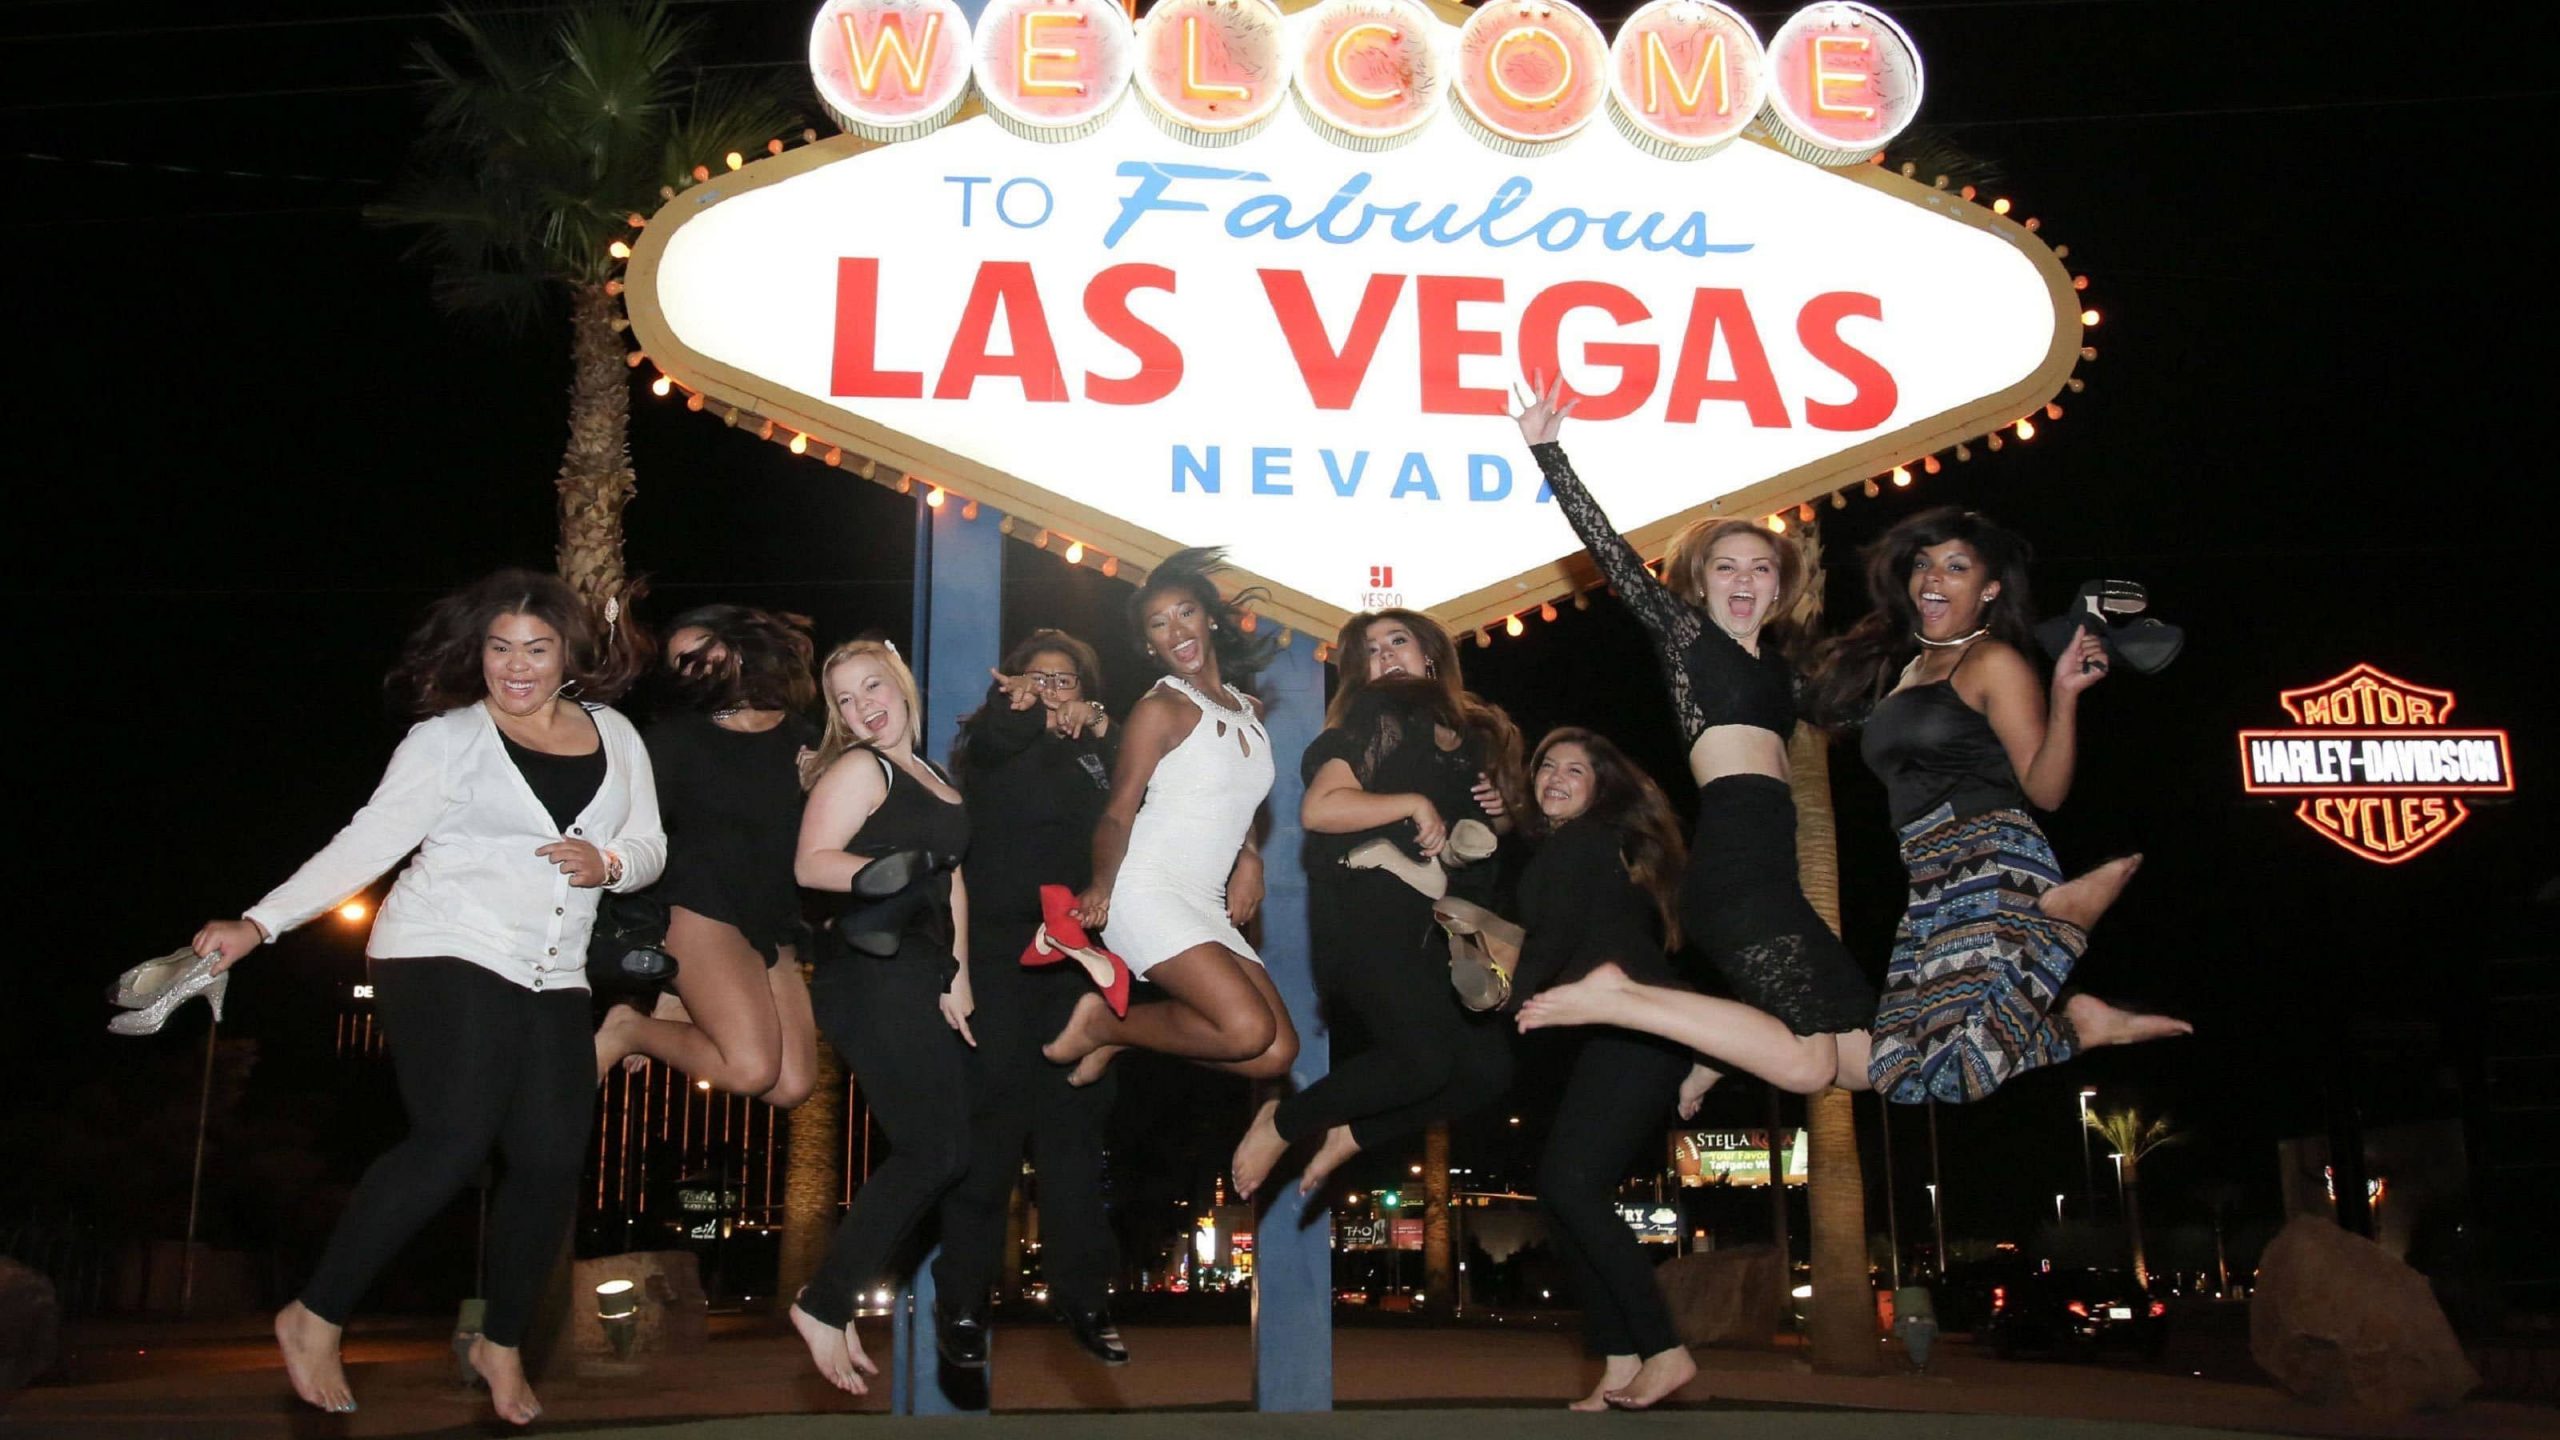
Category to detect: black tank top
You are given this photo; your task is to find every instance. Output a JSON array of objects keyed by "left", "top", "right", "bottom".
[
  {"left": 843, "top": 753, "right": 972, "bottom": 944},
  {"left": 1860, "top": 673, "right": 2025, "bottom": 830},
  {"left": 500, "top": 732, "right": 604, "bottom": 831}
]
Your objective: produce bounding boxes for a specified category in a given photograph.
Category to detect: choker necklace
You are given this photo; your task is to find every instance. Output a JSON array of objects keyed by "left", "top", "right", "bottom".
[{"left": 1913, "top": 626, "right": 1989, "bottom": 649}]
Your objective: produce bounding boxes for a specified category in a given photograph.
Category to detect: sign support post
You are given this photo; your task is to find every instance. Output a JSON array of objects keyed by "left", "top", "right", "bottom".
[{"left": 1251, "top": 635, "right": 1332, "bottom": 1411}]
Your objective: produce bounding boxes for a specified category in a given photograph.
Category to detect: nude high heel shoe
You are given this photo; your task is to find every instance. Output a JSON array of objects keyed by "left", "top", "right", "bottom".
[
  {"left": 1441, "top": 819, "right": 1498, "bottom": 868},
  {"left": 108, "top": 951, "right": 230, "bottom": 1035},
  {"left": 108, "top": 946, "right": 198, "bottom": 1009},
  {"left": 1343, "top": 839, "right": 1447, "bottom": 899}
]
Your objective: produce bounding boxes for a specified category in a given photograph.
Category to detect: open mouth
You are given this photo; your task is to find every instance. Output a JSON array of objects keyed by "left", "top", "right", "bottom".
[
  {"left": 500, "top": 679, "right": 539, "bottom": 702},
  {"left": 1171, "top": 637, "right": 1202, "bottom": 667},
  {"left": 1726, "top": 593, "right": 1758, "bottom": 623},
  {"left": 861, "top": 707, "right": 891, "bottom": 733},
  {"left": 1917, "top": 592, "right": 1951, "bottom": 627}
]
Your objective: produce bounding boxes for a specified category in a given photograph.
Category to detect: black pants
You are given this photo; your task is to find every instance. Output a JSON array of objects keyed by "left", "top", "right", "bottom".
[
  {"left": 802, "top": 943, "right": 972, "bottom": 1328},
  {"left": 934, "top": 922, "right": 1118, "bottom": 1316},
  {"left": 1274, "top": 871, "right": 1513, "bottom": 1150},
  {"left": 1539, "top": 1029, "right": 1691, "bottom": 1358},
  {"left": 299, "top": 958, "right": 592, "bottom": 1347}
]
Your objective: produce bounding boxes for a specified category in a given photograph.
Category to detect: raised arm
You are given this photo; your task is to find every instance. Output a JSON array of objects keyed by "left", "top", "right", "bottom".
[
  {"left": 1514, "top": 376, "right": 1700, "bottom": 652},
  {"left": 1966, "top": 635, "right": 2109, "bottom": 811}
]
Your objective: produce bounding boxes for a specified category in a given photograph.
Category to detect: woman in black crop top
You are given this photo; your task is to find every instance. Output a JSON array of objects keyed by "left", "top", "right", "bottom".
[
  {"left": 787, "top": 638, "right": 975, "bottom": 1394},
  {"left": 1508, "top": 379, "right": 1878, "bottom": 1101},
  {"left": 1512, "top": 728, "right": 1711, "bottom": 1410},
  {"left": 1805, "top": 507, "right": 2190, "bottom": 1102},
  {"left": 1229, "top": 609, "right": 1524, "bottom": 1203},
  {"left": 594, "top": 606, "right": 823, "bottom": 1108}
]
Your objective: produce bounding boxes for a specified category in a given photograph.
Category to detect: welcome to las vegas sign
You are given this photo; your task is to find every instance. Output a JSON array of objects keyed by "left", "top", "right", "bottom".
[{"left": 625, "top": 0, "right": 2086, "bottom": 638}]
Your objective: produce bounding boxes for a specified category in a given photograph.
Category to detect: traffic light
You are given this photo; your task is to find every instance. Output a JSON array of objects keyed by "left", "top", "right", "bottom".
[{"left": 1381, "top": 1190, "right": 1401, "bottom": 1210}]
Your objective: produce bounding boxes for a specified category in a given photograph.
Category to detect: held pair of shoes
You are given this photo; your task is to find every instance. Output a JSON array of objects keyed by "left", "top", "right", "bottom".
[
  {"left": 107, "top": 947, "right": 229, "bottom": 1035},
  {"left": 1342, "top": 818, "right": 1499, "bottom": 901},
  {"left": 1020, "top": 884, "right": 1132, "bottom": 1018},
  {"left": 1434, "top": 898, "right": 1527, "bottom": 1013},
  {"left": 835, "top": 849, "right": 947, "bottom": 957},
  {"left": 2035, "top": 579, "right": 2184, "bottom": 675},
  {"left": 934, "top": 1297, "right": 1128, "bottom": 1369}
]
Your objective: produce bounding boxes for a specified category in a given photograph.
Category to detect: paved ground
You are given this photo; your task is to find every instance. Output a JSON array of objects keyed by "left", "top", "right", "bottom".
[{"left": 8, "top": 1312, "right": 2547, "bottom": 1439}]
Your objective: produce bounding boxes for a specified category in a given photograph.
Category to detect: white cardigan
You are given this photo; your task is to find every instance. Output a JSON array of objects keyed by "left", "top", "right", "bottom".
[{"left": 245, "top": 702, "right": 666, "bottom": 992}]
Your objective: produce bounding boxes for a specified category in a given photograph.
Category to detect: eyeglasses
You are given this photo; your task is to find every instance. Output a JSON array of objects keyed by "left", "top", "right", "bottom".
[{"left": 1027, "top": 670, "right": 1082, "bottom": 692}]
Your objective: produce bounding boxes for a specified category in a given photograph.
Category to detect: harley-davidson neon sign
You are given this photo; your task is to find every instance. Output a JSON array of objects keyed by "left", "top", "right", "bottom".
[{"left": 2238, "top": 663, "right": 2514, "bottom": 865}]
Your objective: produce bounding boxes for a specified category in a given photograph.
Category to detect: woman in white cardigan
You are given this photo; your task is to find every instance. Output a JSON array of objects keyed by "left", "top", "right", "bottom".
[{"left": 191, "top": 570, "right": 663, "bottom": 1427}]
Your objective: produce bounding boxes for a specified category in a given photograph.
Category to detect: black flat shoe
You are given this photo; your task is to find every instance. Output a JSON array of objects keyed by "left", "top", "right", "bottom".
[
  {"left": 1060, "top": 1305, "right": 1129, "bottom": 1366},
  {"left": 936, "top": 1300, "right": 989, "bottom": 1370}
]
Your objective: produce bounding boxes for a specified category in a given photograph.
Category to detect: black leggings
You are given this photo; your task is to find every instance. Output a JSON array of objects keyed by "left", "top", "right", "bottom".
[
  {"left": 935, "top": 927, "right": 1117, "bottom": 1315},
  {"left": 801, "top": 945, "right": 972, "bottom": 1328},
  {"left": 299, "top": 958, "right": 593, "bottom": 1347},
  {"left": 1539, "top": 1029, "right": 1692, "bottom": 1358},
  {"left": 1274, "top": 871, "right": 1513, "bottom": 1150}
]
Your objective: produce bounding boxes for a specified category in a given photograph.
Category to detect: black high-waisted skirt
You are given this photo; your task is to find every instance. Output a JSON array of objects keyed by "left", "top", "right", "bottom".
[{"left": 1680, "top": 774, "right": 1877, "bottom": 1036}]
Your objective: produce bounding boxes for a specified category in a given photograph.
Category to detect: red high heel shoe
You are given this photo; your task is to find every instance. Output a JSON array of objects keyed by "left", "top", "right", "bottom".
[{"left": 1019, "top": 884, "right": 1132, "bottom": 1017}]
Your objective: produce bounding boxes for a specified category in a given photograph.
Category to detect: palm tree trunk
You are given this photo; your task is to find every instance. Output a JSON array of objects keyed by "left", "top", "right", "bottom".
[
  {"left": 775, "top": 1001, "right": 844, "bottom": 1319},
  {"left": 1422, "top": 1121, "right": 1454, "bottom": 1317},
  {"left": 1790, "top": 723, "right": 1879, "bottom": 1375},
  {"left": 557, "top": 282, "right": 636, "bottom": 608},
  {"left": 2121, "top": 1157, "right": 2149, "bottom": 1288}
]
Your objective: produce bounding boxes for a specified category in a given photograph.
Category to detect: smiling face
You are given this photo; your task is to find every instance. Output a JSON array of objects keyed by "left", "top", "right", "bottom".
[
  {"left": 827, "top": 652, "right": 912, "bottom": 752},
  {"left": 1362, "top": 618, "right": 1432, "bottom": 682},
  {"left": 482, "top": 611, "right": 566, "bottom": 717},
  {"left": 1142, "top": 585, "right": 1215, "bottom": 678},
  {"left": 1909, "top": 539, "right": 2001, "bottom": 641},
  {"left": 1534, "top": 740, "right": 1597, "bottom": 824},
  {"left": 1702, "top": 531, "right": 1784, "bottom": 643}
]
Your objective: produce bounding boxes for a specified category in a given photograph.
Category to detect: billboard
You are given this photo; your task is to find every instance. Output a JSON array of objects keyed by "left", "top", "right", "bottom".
[{"left": 1671, "top": 1127, "right": 1807, "bottom": 1187}]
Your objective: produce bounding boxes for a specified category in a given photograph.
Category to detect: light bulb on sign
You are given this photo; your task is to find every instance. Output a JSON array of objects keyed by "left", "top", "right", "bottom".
[
  {"left": 1890, "top": 465, "right": 1910, "bottom": 487},
  {"left": 1922, "top": 454, "right": 1940, "bottom": 475},
  {"left": 2080, "top": 309, "right": 2101, "bottom": 328},
  {"left": 2014, "top": 418, "right": 2035, "bottom": 440},
  {"left": 685, "top": 391, "right": 706, "bottom": 412},
  {"left": 961, "top": 499, "right": 980, "bottom": 520},
  {"left": 1505, "top": 614, "right": 1525, "bottom": 637},
  {"left": 1766, "top": 514, "right": 1786, "bottom": 534},
  {"left": 725, "top": 151, "right": 744, "bottom": 170},
  {"left": 1539, "top": 602, "right": 1557, "bottom": 622},
  {"left": 1065, "top": 540, "right": 1086, "bottom": 564},
  {"left": 926, "top": 486, "right": 947, "bottom": 508},
  {"left": 1101, "top": 557, "right": 1119, "bottom": 578},
  {"left": 608, "top": 240, "right": 631, "bottom": 260},
  {"left": 790, "top": 432, "right": 810, "bottom": 454},
  {"left": 767, "top": 138, "right": 786, "bottom": 155},
  {"left": 651, "top": 375, "right": 674, "bottom": 397},
  {"left": 2046, "top": 401, "right": 2063, "bottom": 420}
]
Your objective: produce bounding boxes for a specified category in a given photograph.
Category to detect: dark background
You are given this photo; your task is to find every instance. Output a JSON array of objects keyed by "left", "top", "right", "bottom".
[{"left": 6, "top": 0, "right": 2553, "bottom": 1296}]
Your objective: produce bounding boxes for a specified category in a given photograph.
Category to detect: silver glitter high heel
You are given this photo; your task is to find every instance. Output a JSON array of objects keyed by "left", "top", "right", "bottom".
[
  {"left": 108, "top": 946, "right": 198, "bottom": 1008},
  {"left": 108, "top": 951, "right": 229, "bottom": 1035}
]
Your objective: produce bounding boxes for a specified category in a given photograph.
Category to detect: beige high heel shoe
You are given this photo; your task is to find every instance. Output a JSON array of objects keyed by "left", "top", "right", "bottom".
[
  {"left": 1441, "top": 819, "right": 1498, "bottom": 867},
  {"left": 1343, "top": 839, "right": 1447, "bottom": 899},
  {"left": 108, "top": 951, "right": 229, "bottom": 1035},
  {"left": 108, "top": 946, "right": 198, "bottom": 1009}
]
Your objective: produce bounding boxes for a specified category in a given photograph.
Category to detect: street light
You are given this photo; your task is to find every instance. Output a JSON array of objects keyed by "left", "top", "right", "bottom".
[
  {"left": 2055, "top": 1193, "right": 2066, "bottom": 1225},
  {"left": 2109, "top": 1152, "right": 2126, "bottom": 1212},
  {"left": 1923, "top": 1182, "right": 1946, "bottom": 1276},
  {"left": 2077, "top": 1087, "right": 2099, "bottom": 1217}
]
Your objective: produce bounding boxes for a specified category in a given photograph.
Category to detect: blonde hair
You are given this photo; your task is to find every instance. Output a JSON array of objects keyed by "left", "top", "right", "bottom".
[
  {"left": 1663, "top": 518, "right": 1806, "bottom": 651},
  {"left": 802, "top": 638, "right": 924, "bottom": 789}
]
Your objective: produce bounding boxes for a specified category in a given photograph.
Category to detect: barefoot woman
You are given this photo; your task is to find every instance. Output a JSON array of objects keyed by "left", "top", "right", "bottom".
[
  {"left": 595, "top": 605, "right": 820, "bottom": 1106},
  {"left": 192, "top": 571, "right": 661, "bottom": 1424},
  {"left": 1042, "top": 548, "right": 1300, "bottom": 1088},
  {"left": 1230, "top": 609, "right": 1521, "bottom": 1202}
]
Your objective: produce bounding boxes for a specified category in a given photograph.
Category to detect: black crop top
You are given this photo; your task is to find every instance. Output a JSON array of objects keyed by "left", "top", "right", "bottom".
[
  {"left": 1860, "top": 679, "right": 2027, "bottom": 829},
  {"left": 1531, "top": 442, "right": 1796, "bottom": 743}
]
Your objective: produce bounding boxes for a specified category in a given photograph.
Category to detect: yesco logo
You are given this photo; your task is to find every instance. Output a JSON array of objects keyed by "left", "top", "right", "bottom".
[{"left": 2238, "top": 664, "right": 2516, "bottom": 865}]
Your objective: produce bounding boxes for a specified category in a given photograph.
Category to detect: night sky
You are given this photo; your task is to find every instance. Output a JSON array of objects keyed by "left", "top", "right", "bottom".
[{"left": 9, "top": 0, "right": 2555, "bottom": 1279}]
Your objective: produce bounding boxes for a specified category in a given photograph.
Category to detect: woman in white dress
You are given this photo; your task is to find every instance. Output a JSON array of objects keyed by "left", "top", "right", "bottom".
[{"left": 1041, "top": 548, "right": 1300, "bottom": 1085}]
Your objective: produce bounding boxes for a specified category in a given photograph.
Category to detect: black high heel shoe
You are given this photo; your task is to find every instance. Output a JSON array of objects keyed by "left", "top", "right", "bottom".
[
  {"left": 834, "top": 849, "right": 941, "bottom": 957},
  {"left": 935, "top": 1298, "right": 989, "bottom": 1370},
  {"left": 2036, "top": 579, "right": 2185, "bottom": 676},
  {"left": 1059, "top": 1303, "right": 1129, "bottom": 1366}
]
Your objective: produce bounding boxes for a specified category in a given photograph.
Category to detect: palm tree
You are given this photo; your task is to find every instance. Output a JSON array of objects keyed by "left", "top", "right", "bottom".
[
  {"left": 1422, "top": 1121, "right": 1454, "bottom": 1317},
  {"left": 1786, "top": 521, "right": 1878, "bottom": 1375},
  {"left": 369, "top": 1, "right": 800, "bottom": 606},
  {"left": 2085, "top": 1107, "right": 2180, "bottom": 1288},
  {"left": 776, "top": 1014, "right": 847, "bottom": 1317}
]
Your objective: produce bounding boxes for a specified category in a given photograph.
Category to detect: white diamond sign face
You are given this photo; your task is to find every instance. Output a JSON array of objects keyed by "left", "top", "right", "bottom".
[{"left": 630, "top": 23, "right": 2077, "bottom": 637}]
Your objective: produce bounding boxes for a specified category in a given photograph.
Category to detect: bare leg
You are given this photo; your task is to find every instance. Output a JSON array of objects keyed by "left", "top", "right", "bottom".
[
  {"left": 592, "top": 908, "right": 784, "bottom": 1095},
  {"left": 2064, "top": 993, "right": 2193, "bottom": 1048},
  {"left": 1045, "top": 944, "right": 1298, "bottom": 1080},
  {"left": 759, "top": 950, "right": 818, "bottom": 1109},
  {"left": 1573, "top": 1354, "right": 1641, "bottom": 1412},
  {"left": 1606, "top": 1344, "right": 1697, "bottom": 1408},
  {"left": 466, "top": 1336, "right": 541, "bottom": 1426},
  {"left": 2040, "top": 854, "right": 2143, "bottom": 931},
  {"left": 1519, "top": 965, "right": 1864, "bottom": 1095},
  {"left": 1296, "top": 1124, "right": 1361, "bottom": 1198},
  {"left": 273, "top": 1300, "right": 353, "bottom": 1414}
]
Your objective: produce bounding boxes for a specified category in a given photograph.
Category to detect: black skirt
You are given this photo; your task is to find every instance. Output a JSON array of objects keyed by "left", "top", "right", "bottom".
[{"left": 1680, "top": 774, "right": 1877, "bottom": 1036}]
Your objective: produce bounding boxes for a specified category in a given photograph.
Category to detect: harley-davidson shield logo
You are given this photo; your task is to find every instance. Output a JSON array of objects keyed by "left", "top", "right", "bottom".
[{"left": 2237, "top": 663, "right": 2514, "bottom": 864}]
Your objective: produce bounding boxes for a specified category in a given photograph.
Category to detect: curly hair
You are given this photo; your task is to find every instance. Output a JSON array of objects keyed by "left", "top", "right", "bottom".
[
  {"left": 1129, "top": 546, "right": 1278, "bottom": 684},
  {"left": 1325, "top": 609, "right": 1526, "bottom": 821},
  {"left": 383, "top": 569, "right": 648, "bottom": 718},
  {"left": 1519, "top": 727, "right": 1688, "bottom": 949},
  {"left": 1800, "top": 506, "right": 2040, "bottom": 729},
  {"left": 662, "top": 603, "right": 818, "bottom": 715}
]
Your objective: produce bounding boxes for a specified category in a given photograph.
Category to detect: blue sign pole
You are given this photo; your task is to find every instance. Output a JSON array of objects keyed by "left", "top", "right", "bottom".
[{"left": 1251, "top": 634, "right": 1333, "bottom": 1411}]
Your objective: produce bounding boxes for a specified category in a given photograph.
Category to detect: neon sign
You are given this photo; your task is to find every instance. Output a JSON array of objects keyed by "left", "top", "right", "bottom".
[{"left": 2238, "top": 664, "right": 2515, "bottom": 864}]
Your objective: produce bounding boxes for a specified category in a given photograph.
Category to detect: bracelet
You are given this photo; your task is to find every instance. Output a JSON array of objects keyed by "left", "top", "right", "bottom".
[{"left": 604, "top": 849, "right": 625, "bottom": 886}]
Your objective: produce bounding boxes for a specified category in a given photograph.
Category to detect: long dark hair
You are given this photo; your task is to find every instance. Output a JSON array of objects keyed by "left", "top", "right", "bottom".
[
  {"left": 1801, "top": 507, "right": 2039, "bottom": 729},
  {"left": 663, "top": 603, "right": 817, "bottom": 715},
  {"left": 1325, "top": 609, "right": 1526, "bottom": 820},
  {"left": 385, "top": 569, "right": 649, "bottom": 718},
  {"left": 1130, "top": 546, "right": 1278, "bottom": 684},
  {"left": 1521, "top": 727, "right": 1687, "bottom": 949}
]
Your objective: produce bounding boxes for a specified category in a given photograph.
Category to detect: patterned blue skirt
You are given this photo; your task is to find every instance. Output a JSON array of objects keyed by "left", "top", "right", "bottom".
[{"left": 1867, "top": 805, "right": 2087, "bottom": 1105}]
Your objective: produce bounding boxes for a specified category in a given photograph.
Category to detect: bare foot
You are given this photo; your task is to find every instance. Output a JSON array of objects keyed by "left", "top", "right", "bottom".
[
  {"left": 1517, "top": 962, "right": 1639, "bottom": 1034},
  {"left": 467, "top": 1335, "right": 541, "bottom": 1425},
  {"left": 1042, "top": 992, "right": 1112, "bottom": 1067},
  {"left": 273, "top": 1301, "right": 354, "bottom": 1414},
  {"left": 1232, "top": 1098, "right": 1288, "bottom": 1200},
  {"left": 2041, "top": 854, "right": 2143, "bottom": 931},
  {"left": 1676, "top": 1063, "right": 1723, "bottom": 1121},
  {"left": 1067, "top": 1044, "right": 1126, "bottom": 1088},
  {"left": 1571, "top": 1354, "right": 1640, "bottom": 1411},
  {"left": 790, "top": 1300, "right": 870, "bottom": 1395},
  {"left": 1604, "top": 1345, "right": 1697, "bottom": 1409},
  {"left": 595, "top": 1004, "right": 646, "bottom": 1084},
  {"left": 2064, "top": 993, "right": 2193, "bottom": 1049},
  {"left": 1297, "top": 1124, "right": 1361, "bottom": 1198}
]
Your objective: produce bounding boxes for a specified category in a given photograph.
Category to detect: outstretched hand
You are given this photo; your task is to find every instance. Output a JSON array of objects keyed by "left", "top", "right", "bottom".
[{"left": 1511, "top": 372, "right": 1578, "bottom": 447}]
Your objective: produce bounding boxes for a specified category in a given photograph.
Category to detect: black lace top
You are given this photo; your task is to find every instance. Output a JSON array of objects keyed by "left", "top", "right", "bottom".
[{"left": 1530, "top": 442, "right": 1797, "bottom": 743}]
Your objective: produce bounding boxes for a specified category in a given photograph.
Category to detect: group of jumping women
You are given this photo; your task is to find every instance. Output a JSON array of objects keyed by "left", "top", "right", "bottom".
[{"left": 178, "top": 387, "right": 2189, "bottom": 1424}]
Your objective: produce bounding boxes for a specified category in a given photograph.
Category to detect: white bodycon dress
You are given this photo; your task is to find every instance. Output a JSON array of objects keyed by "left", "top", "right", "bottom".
[{"left": 1101, "top": 675, "right": 1273, "bottom": 976}]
